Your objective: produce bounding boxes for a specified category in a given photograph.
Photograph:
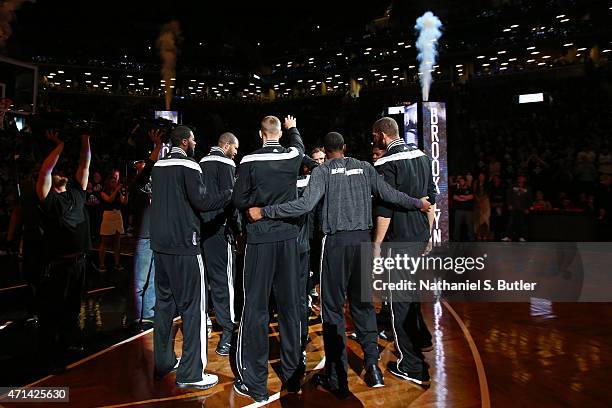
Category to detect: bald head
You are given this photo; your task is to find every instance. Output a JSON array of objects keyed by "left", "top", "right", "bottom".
[
  {"left": 218, "top": 132, "right": 239, "bottom": 160},
  {"left": 218, "top": 132, "right": 238, "bottom": 147},
  {"left": 260, "top": 116, "right": 282, "bottom": 139}
]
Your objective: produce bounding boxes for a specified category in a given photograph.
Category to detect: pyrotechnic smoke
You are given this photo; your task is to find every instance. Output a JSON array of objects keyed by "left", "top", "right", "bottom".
[
  {"left": 415, "top": 12, "right": 443, "bottom": 101},
  {"left": 156, "top": 20, "right": 182, "bottom": 110},
  {"left": 0, "top": 0, "right": 29, "bottom": 49}
]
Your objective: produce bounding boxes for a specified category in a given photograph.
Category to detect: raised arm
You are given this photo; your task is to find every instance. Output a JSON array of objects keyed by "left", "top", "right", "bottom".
[
  {"left": 36, "top": 130, "right": 64, "bottom": 201},
  {"left": 283, "top": 115, "right": 305, "bottom": 155},
  {"left": 76, "top": 134, "right": 91, "bottom": 190}
]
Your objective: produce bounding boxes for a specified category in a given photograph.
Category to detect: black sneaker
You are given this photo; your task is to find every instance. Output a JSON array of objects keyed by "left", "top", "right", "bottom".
[
  {"left": 233, "top": 378, "right": 269, "bottom": 403},
  {"left": 284, "top": 376, "right": 302, "bottom": 394},
  {"left": 364, "top": 364, "right": 385, "bottom": 388},
  {"left": 216, "top": 331, "right": 232, "bottom": 356},
  {"left": 313, "top": 373, "right": 350, "bottom": 399},
  {"left": 387, "top": 361, "right": 431, "bottom": 387}
]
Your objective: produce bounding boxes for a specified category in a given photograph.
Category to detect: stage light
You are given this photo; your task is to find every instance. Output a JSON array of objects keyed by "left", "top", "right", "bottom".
[
  {"left": 498, "top": 50, "right": 507, "bottom": 54},
  {"left": 509, "top": 58, "right": 517, "bottom": 61},
  {"left": 560, "top": 18, "right": 569, "bottom": 22},
  {"left": 393, "top": 67, "right": 400, "bottom": 70},
  {"left": 537, "top": 62, "right": 545, "bottom": 66},
  {"left": 86, "top": 80, "right": 91, "bottom": 83},
  {"left": 556, "top": 14, "right": 565, "bottom": 18},
  {"left": 85, "top": 72, "right": 91, "bottom": 76},
  {"left": 58, "top": 70, "right": 64, "bottom": 73},
  {"left": 542, "top": 55, "right": 551, "bottom": 59},
  {"left": 531, "top": 51, "right": 540, "bottom": 55},
  {"left": 397, "top": 42, "right": 404, "bottom": 46},
  {"left": 511, "top": 24, "right": 519, "bottom": 28},
  {"left": 127, "top": 75, "right": 132, "bottom": 78},
  {"left": 527, "top": 46, "right": 536, "bottom": 50},
  {"left": 577, "top": 47, "right": 587, "bottom": 51},
  {"left": 482, "top": 63, "right": 490, "bottom": 67},
  {"left": 357, "top": 77, "right": 363, "bottom": 80},
  {"left": 603, "top": 49, "right": 611, "bottom": 53},
  {"left": 490, "top": 57, "right": 498, "bottom": 60},
  {"left": 501, "top": 62, "right": 508, "bottom": 65},
  {"left": 455, "top": 64, "right": 463, "bottom": 67},
  {"left": 564, "top": 43, "right": 573, "bottom": 47},
  {"left": 503, "top": 28, "right": 511, "bottom": 32},
  {"left": 103, "top": 76, "right": 109, "bottom": 79}
]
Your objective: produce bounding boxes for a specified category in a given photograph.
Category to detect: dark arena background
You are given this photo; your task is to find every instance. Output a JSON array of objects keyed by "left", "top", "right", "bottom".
[{"left": 0, "top": 1, "right": 611, "bottom": 407}]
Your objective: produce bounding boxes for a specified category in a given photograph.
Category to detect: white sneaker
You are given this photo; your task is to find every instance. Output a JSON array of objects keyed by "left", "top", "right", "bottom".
[
  {"left": 501, "top": 237, "right": 512, "bottom": 242},
  {"left": 518, "top": 237, "right": 527, "bottom": 242},
  {"left": 176, "top": 373, "right": 218, "bottom": 390}
]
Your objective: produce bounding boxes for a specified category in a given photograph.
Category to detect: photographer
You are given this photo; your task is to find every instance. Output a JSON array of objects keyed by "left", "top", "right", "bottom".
[
  {"left": 130, "top": 129, "right": 163, "bottom": 329},
  {"left": 35, "top": 129, "right": 91, "bottom": 370}
]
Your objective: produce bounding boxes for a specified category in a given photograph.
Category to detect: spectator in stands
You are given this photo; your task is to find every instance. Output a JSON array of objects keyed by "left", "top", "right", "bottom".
[
  {"left": 503, "top": 175, "right": 531, "bottom": 242},
  {"left": 98, "top": 174, "right": 127, "bottom": 272},
  {"left": 473, "top": 172, "right": 490, "bottom": 241},
  {"left": 531, "top": 190, "right": 552, "bottom": 211},
  {"left": 489, "top": 175, "right": 506, "bottom": 241},
  {"left": 452, "top": 175, "right": 474, "bottom": 241}
]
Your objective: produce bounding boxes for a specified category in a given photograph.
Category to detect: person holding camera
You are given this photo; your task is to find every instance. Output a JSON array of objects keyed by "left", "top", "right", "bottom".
[
  {"left": 130, "top": 129, "right": 163, "bottom": 329},
  {"left": 98, "top": 171, "right": 128, "bottom": 272},
  {"left": 35, "top": 129, "right": 91, "bottom": 370}
]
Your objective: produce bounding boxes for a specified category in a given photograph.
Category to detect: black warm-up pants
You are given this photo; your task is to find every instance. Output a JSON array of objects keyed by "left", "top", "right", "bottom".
[
  {"left": 319, "top": 230, "right": 379, "bottom": 389},
  {"left": 153, "top": 252, "right": 207, "bottom": 383},
  {"left": 236, "top": 238, "right": 301, "bottom": 396},
  {"left": 299, "top": 250, "right": 310, "bottom": 350},
  {"left": 202, "top": 232, "right": 235, "bottom": 337},
  {"left": 388, "top": 244, "right": 432, "bottom": 375}
]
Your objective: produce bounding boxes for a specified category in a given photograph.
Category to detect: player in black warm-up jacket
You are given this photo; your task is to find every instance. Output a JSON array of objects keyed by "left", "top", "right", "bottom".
[
  {"left": 150, "top": 126, "right": 231, "bottom": 390},
  {"left": 372, "top": 117, "right": 437, "bottom": 387},
  {"left": 231, "top": 115, "right": 305, "bottom": 403},
  {"left": 199, "top": 132, "right": 240, "bottom": 357}
]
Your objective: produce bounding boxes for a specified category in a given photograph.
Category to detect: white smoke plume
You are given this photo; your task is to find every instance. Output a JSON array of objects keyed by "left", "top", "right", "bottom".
[
  {"left": 156, "top": 20, "right": 182, "bottom": 111},
  {"left": 415, "top": 12, "right": 443, "bottom": 101}
]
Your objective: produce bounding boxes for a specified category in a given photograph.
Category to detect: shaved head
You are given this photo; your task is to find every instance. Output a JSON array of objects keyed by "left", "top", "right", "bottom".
[
  {"left": 260, "top": 116, "right": 282, "bottom": 138},
  {"left": 218, "top": 132, "right": 238, "bottom": 147}
]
